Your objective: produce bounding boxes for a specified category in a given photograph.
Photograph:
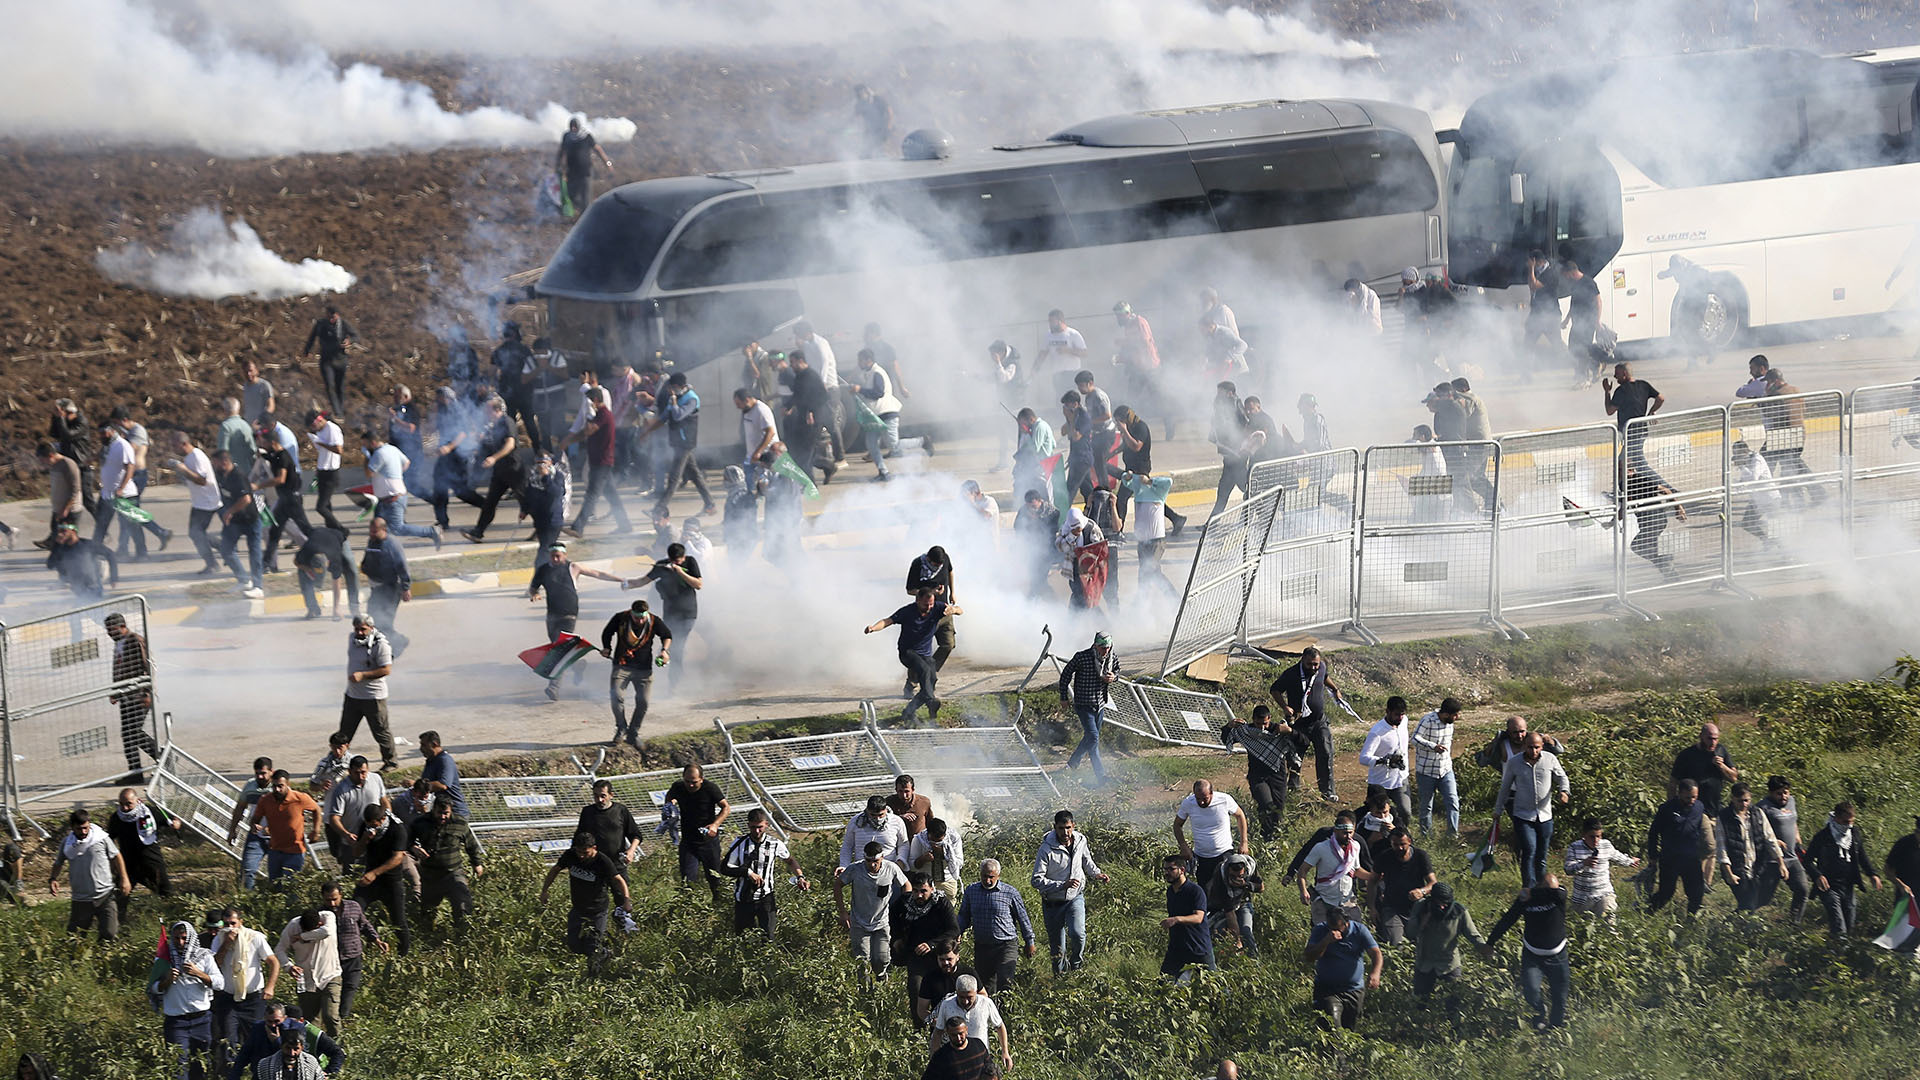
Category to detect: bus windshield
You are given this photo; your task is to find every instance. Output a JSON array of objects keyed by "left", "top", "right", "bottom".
[
  {"left": 1446, "top": 143, "right": 1521, "bottom": 285},
  {"left": 539, "top": 197, "right": 680, "bottom": 297}
]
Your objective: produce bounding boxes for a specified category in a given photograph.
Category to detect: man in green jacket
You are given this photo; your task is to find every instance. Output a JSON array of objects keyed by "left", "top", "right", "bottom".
[
  {"left": 408, "top": 799, "right": 484, "bottom": 936},
  {"left": 1408, "top": 881, "right": 1484, "bottom": 1013}
]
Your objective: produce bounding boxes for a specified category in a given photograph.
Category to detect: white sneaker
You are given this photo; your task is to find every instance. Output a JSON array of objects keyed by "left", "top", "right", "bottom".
[{"left": 242, "top": 587, "right": 265, "bottom": 599}]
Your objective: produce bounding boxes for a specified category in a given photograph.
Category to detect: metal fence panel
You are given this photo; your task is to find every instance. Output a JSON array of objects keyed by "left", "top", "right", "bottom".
[
  {"left": 147, "top": 745, "right": 246, "bottom": 860},
  {"left": 1243, "top": 450, "right": 1359, "bottom": 644},
  {"left": 460, "top": 773, "right": 597, "bottom": 855},
  {"left": 1103, "top": 681, "right": 1173, "bottom": 743},
  {"left": 1727, "top": 390, "right": 1847, "bottom": 579},
  {"left": 1158, "top": 486, "right": 1283, "bottom": 676},
  {"left": 875, "top": 727, "right": 1061, "bottom": 817},
  {"left": 720, "top": 726, "right": 900, "bottom": 833},
  {"left": 1356, "top": 441, "right": 1499, "bottom": 626},
  {"left": 599, "top": 761, "right": 781, "bottom": 852},
  {"left": 1621, "top": 407, "right": 1730, "bottom": 595},
  {"left": 1133, "top": 683, "right": 1236, "bottom": 742},
  {"left": 1848, "top": 381, "right": 1920, "bottom": 559},
  {"left": 2, "top": 596, "right": 161, "bottom": 825},
  {"left": 1496, "top": 425, "right": 1622, "bottom": 613}
]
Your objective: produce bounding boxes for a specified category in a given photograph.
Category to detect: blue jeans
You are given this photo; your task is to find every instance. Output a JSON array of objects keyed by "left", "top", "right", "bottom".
[
  {"left": 1041, "top": 895, "right": 1087, "bottom": 971},
  {"left": 239, "top": 833, "right": 270, "bottom": 889},
  {"left": 377, "top": 495, "right": 436, "bottom": 538},
  {"left": 266, "top": 849, "right": 305, "bottom": 880},
  {"left": 1213, "top": 902, "right": 1259, "bottom": 958},
  {"left": 1512, "top": 816, "right": 1554, "bottom": 888},
  {"left": 219, "top": 517, "right": 263, "bottom": 589},
  {"left": 1067, "top": 705, "right": 1105, "bottom": 780},
  {"left": 1519, "top": 949, "right": 1570, "bottom": 1028},
  {"left": 1416, "top": 772, "right": 1460, "bottom": 836}
]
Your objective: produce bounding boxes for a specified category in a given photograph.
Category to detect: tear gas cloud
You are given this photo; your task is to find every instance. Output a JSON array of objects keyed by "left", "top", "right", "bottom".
[
  {"left": 1, "top": 0, "right": 636, "bottom": 156},
  {"left": 94, "top": 207, "right": 355, "bottom": 300}
]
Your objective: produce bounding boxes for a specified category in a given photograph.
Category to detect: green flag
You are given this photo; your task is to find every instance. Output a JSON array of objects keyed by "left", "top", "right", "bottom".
[
  {"left": 769, "top": 450, "right": 820, "bottom": 499},
  {"left": 111, "top": 496, "right": 154, "bottom": 526},
  {"left": 558, "top": 173, "right": 576, "bottom": 219},
  {"left": 851, "top": 396, "right": 890, "bottom": 435}
]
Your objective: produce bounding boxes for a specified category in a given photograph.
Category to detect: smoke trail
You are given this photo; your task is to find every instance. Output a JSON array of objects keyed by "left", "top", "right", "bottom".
[
  {"left": 1, "top": 0, "right": 636, "bottom": 157},
  {"left": 94, "top": 208, "right": 355, "bottom": 300}
]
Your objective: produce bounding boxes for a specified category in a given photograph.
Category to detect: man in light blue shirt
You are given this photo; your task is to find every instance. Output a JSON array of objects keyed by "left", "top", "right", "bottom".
[{"left": 360, "top": 429, "right": 438, "bottom": 541}]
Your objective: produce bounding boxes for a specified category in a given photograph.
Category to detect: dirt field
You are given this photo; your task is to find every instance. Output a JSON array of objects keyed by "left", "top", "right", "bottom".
[{"left": 5, "top": 4, "right": 1920, "bottom": 495}]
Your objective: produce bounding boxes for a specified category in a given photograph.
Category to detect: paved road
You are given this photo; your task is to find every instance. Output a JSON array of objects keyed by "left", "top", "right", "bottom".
[{"left": 4, "top": 323, "right": 1917, "bottom": 787}]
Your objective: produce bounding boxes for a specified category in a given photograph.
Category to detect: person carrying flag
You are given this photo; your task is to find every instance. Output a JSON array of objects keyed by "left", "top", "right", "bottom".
[
  {"left": 865, "top": 589, "right": 964, "bottom": 725},
  {"left": 1876, "top": 816, "right": 1920, "bottom": 955},
  {"left": 1055, "top": 507, "right": 1108, "bottom": 608},
  {"left": 527, "top": 542, "right": 624, "bottom": 700}
]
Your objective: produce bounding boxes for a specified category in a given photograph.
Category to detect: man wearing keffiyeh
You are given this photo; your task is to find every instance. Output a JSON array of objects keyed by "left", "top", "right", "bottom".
[{"left": 107, "top": 787, "right": 175, "bottom": 923}]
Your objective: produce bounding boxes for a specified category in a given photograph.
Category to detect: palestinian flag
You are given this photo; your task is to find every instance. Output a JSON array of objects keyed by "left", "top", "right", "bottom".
[
  {"left": 1873, "top": 894, "right": 1919, "bottom": 952},
  {"left": 112, "top": 496, "right": 154, "bottom": 526},
  {"left": 1467, "top": 816, "right": 1502, "bottom": 878},
  {"left": 770, "top": 450, "right": 821, "bottom": 499},
  {"left": 1074, "top": 541, "right": 1110, "bottom": 609},
  {"left": 851, "top": 396, "right": 890, "bottom": 435},
  {"left": 346, "top": 483, "right": 377, "bottom": 520},
  {"left": 519, "top": 633, "right": 599, "bottom": 680},
  {"left": 1039, "top": 452, "right": 1072, "bottom": 511}
]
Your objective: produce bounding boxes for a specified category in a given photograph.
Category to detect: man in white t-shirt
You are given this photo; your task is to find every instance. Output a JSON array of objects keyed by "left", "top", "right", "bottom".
[
  {"left": 735, "top": 388, "right": 779, "bottom": 465},
  {"left": 925, "top": 975, "right": 1012, "bottom": 1075},
  {"left": 94, "top": 420, "right": 141, "bottom": 554},
  {"left": 1174, "top": 780, "right": 1249, "bottom": 887},
  {"left": 111, "top": 406, "right": 173, "bottom": 553},
  {"left": 1036, "top": 308, "right": 1089, "bottom": 387},
  {"left": 166, "top": 431, "right": 225, "bottom": 574},
  {"left": 308, "top": 409, "right": 346, "bottom": 531}
]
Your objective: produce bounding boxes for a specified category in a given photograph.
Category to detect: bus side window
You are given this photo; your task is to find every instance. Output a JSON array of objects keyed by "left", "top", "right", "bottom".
[
  {"left": 919, "top": 176, "right": 1073, "bottom": 259},
  {"left": 657, "top": 197, "right": 775, "bottom": 290},
  {"left": 1330, "top": 131, "right": 1439, "bottom": 217},
  {"left": 1194, "top": 140, "right": 1350, "bottom": 232},
  {"left": 1053, "top": 158, "right": 1217, "bottom": 245}
]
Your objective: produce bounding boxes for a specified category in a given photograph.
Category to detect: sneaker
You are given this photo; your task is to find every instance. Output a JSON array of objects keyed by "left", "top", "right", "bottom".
[
  {"left": 197, "top": 564, "right": 220, "bottom": 576},
  {"left": 700, "top": 502, "right": 718, "bottom": 517},
  {"left": 158, "top": 527, "right": 173, "bottom": 551},
  {"left": 461, "top": 528, "right": 483, "bottom": 543},
  {"left": 544, "top": 684, "right": 560, "bottom": 701},
  {"left": 870, "top": 473, "right": 892, "bottom": 483},
  {"left": 431, "top": 526, "right": 445, "bottom": 550},
  {"left": 1169, "top": 520, "right": 1187, "bottom": 540},
  {"left": 242, "top": 586, "right": 266, "bottom": 599},
  {"left": 563, "top": 525, "right": 584, "bottom": 539}
]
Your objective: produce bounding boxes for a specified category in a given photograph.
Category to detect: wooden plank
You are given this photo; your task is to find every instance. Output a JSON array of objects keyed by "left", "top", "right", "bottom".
[
  {"left": 1182, "top": 652, "right": 1230, "bottom": 683},
  {"left": 1256, "top": 634, "right": 1319, "bottom": 655}
]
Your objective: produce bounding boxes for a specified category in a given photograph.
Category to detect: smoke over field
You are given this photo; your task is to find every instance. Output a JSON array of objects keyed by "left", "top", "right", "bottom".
[{"left": 95, "top": 208, "right": 355, "bottom": 300}]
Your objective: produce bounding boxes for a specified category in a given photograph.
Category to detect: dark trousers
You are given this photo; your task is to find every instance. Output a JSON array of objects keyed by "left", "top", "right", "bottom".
[
  {"left": 734, "top": 895, "right": 778, "bottom": 936},
  {"left": 1313, "top": 983, "right": 1366, "bottom": 1030},
  {"left": 506, "top": 394, "right": 543, "bottom": 452},
  {"left": 563, "top": 171, "right": 592, "bottom": 214},
  {"left": 1194, "top": 852, "right": 1227, "bottom": 888},
  {"left": 1211, "top": 457, "right": 1251, "bottom": 516},
  {"left": 573, "top": 464, "right": 631, "bottom": 532},
  {"left": 338, "top": 695, "right": 398, "bottom": 769},
  {"left": 565, "top": 907, "right": 609, "bottom": 957},
  {"left": 318, "top": 354, "right": 348, "bottom": 418},
  {"left": 430, "top": 454, "right": 464, "bottom": 527},
  {"left": 420, "top": 871, "right": 474, "bottom": 934},
  {"left": 127, "top": 469, "right": 168, "bottom": 551},
  {"left": 119, "top": 846, "right": 170, "bottom": 923},
  {"left": 610, "top": 665, "right": 652, "bottom": 743},
  {"left": 162, "top": 1009, "right": 214, "bottom": 1080},
  {"left": 67, "top": 894, "right": 119, "bottom": 940},
  {"left": 974, "top": 935, "right": 1020, "bottom": 994},
  {"left": 1649, "top": 856, "right": 1706, "bottom": 915},
  {"left": 369, "top": 584, "right": 409, "bottom": 657},
  {"left": 1511, "top": 817, "right": 1555, "bottom": 890},
  {"left": 119, "top": 698, "right": 161, "bottom": 774},
  {"left": 678, "top": 836, "right": 726, "bottom": 901},
  {"left": 1758, "top": 858, "right": 1813, "bottom": 920},
  {"left": 94, "top": 491, "right": 147, "bottom": 558},
  {"left": 356, "top": 872, "right": 412, "bottom": 955},
  {"left": 1819, "top": 884, "right": 1859, "bottom": 939},
  {"left": 655, "top": 445, "right": 714, "bottom": 512},
  {"left": 469, "top": 460, "right": 525, "bottom": 538},
  {"left": 187, "top": 507, "right": 217, "bottom": 569},
  {"left": 1247, "top": 772, "right": 1285, "bottom": 838},
  {"left": 899, "top": 650, "right": 940, "bottom": 724},
  {"left": 1519, "top": 950, "right": 1570, "bottom": 1028},
  {"left": 338, "top": 953, "right": 365, "bottom": 1019},
  {"left": 313, "top": 469, "right": 343, "bottom": 531},
  {"left": 1301, "top": 720, "right": 1335, "bottom": 799},
  {"left": 211, "top": 990, "right": 265, "bottom": 1076},
  {"left": 266, "top": 488, "right": 310, "bottom": 569}
]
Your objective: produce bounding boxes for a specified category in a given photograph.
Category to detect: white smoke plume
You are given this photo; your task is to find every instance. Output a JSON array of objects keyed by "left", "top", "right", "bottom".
[
  {"left": 94, "top": 208, "right": 355, "bottom": 300},
  {"left": 1, "top": 0, "right": 636, "bottom": 157}
]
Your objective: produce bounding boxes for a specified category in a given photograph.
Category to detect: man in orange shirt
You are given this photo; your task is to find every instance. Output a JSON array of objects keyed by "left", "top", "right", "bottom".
[{"left": 247, "top": 770, "right": 321, "bottom": 882}]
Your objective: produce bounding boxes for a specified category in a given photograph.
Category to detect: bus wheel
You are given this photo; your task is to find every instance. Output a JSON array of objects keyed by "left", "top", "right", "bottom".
[{"left": 1683, "top": 280, "right": 1745, "bottom": 350}]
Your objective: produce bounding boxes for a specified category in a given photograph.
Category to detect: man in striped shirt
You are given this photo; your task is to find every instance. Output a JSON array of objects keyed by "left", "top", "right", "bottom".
[
  {"left": 1562, "top": 818, "right": 1638, "bottom": 919},
  {"left": 1410, "top": 698, "right": 1462, "bottom": 839},
  {"left": 957, "top": 859, "right": 1035, "bottom": 994},
  {"left": 721, "top": 809, "right": 809, "bottom": 937}
]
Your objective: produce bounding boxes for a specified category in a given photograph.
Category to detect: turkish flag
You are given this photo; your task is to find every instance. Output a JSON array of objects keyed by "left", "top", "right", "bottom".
[{"left": 1075, "top": 541, "right": 1110, "bottom": 609}]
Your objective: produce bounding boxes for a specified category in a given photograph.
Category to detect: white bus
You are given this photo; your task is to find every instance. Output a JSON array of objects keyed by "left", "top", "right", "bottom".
[
  {"left": 536, "top": 98, "right": 1446, "bottom": 451},
  {"left": 1445, "top": 47, "right": 1920, "bottom": 350}
]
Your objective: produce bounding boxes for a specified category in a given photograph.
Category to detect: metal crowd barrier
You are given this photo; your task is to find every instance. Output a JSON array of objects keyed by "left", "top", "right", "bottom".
[{"left": 1158, "top": 379, "right": 1920, "bottom": 671}]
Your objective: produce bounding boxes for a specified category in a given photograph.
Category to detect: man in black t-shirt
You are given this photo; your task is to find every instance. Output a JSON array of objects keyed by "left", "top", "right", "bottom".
[
  {"left": 1270, "top": 647, "right": 1350, "bottom": 802},
  {"left": 1604, "top": 362, "right": 1665, "bottom": 475},
  {"left": 540, "top": 831, "right": 630, "bottom": 971},
  {"left": 1114, "top": 405, "right": 1186, "bottom": 537},
  {"left": 577, "top": 779, "right": 644, "bottom": 931},
  {"left": 1370, "top": 828, "right": 1436, "bottom": 944},
  {"left": 295, "top": 525, "right": 359, "bottom": 621},
  {"left": 213, "top": 449, "right": 264, "bottom": 595},
  {"left": 354, "top": 805, "right": 412, "bottom": 955},
  {"left": 254, "top": 423, "right": 309, "bottom": 573},
  {"left": 599, "top": 600, "right": 672, "bottom": 748},
  {"left": 554, "top": 118, "right": 612, "bottom": 216},
  {"left": 628, "top": 543, "right": 703, "bottom": 692},
  {"left": 1670, "top": 723, "right": 1738, "bottom": 812},
  {"left": 459, "top": 396, "right": 526, "bottom": 543},
  {"left": 1560, "top": 253, "right": 1603, "bottom": 384},
  {"left": 866, "top": 589, "right": 965, "bottom": 725},
  {"left": 913, "top": 938, "right": 978, "bottom": 1023},
  {"left": 665, "top": 763, "right": 730, "bottom": 902},
  {"left": 529, "top": 543, "right": 623, "bottom": 699},
  {"left": 904, "top": 546, "right": 956, "bottom": 680}
]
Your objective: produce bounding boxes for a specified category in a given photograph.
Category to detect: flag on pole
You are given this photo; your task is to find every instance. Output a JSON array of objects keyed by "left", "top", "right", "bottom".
[
  {"left": 1873, "top": 894, "right": 1919, "bottom": 951},
  {"left": 111, "top": 496, "right": 154, "bottom": 526},
  {"left": 1040, "top": 452, "right": 1071, "bottom": 511},
  {"left": 1073, "top": 541, "right": 1110, "bottom": 609},
  {"left": 347, "top": 484, "right": 377, "bottom": 520},
  {"left": 557, "top": 173, "right": 576, "bottom": 219},
  {"left": 851, "top": 396, "right": 890, "bottom": 435},
  {"left": 519, "top": 633, "right": 600, "bottom": 681},
  {"left": 1467, "top": 816, "right": 1502, "bottom": 878},
  {"left": 769, "top": 450, "right": 820, "bottom": 499}
]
